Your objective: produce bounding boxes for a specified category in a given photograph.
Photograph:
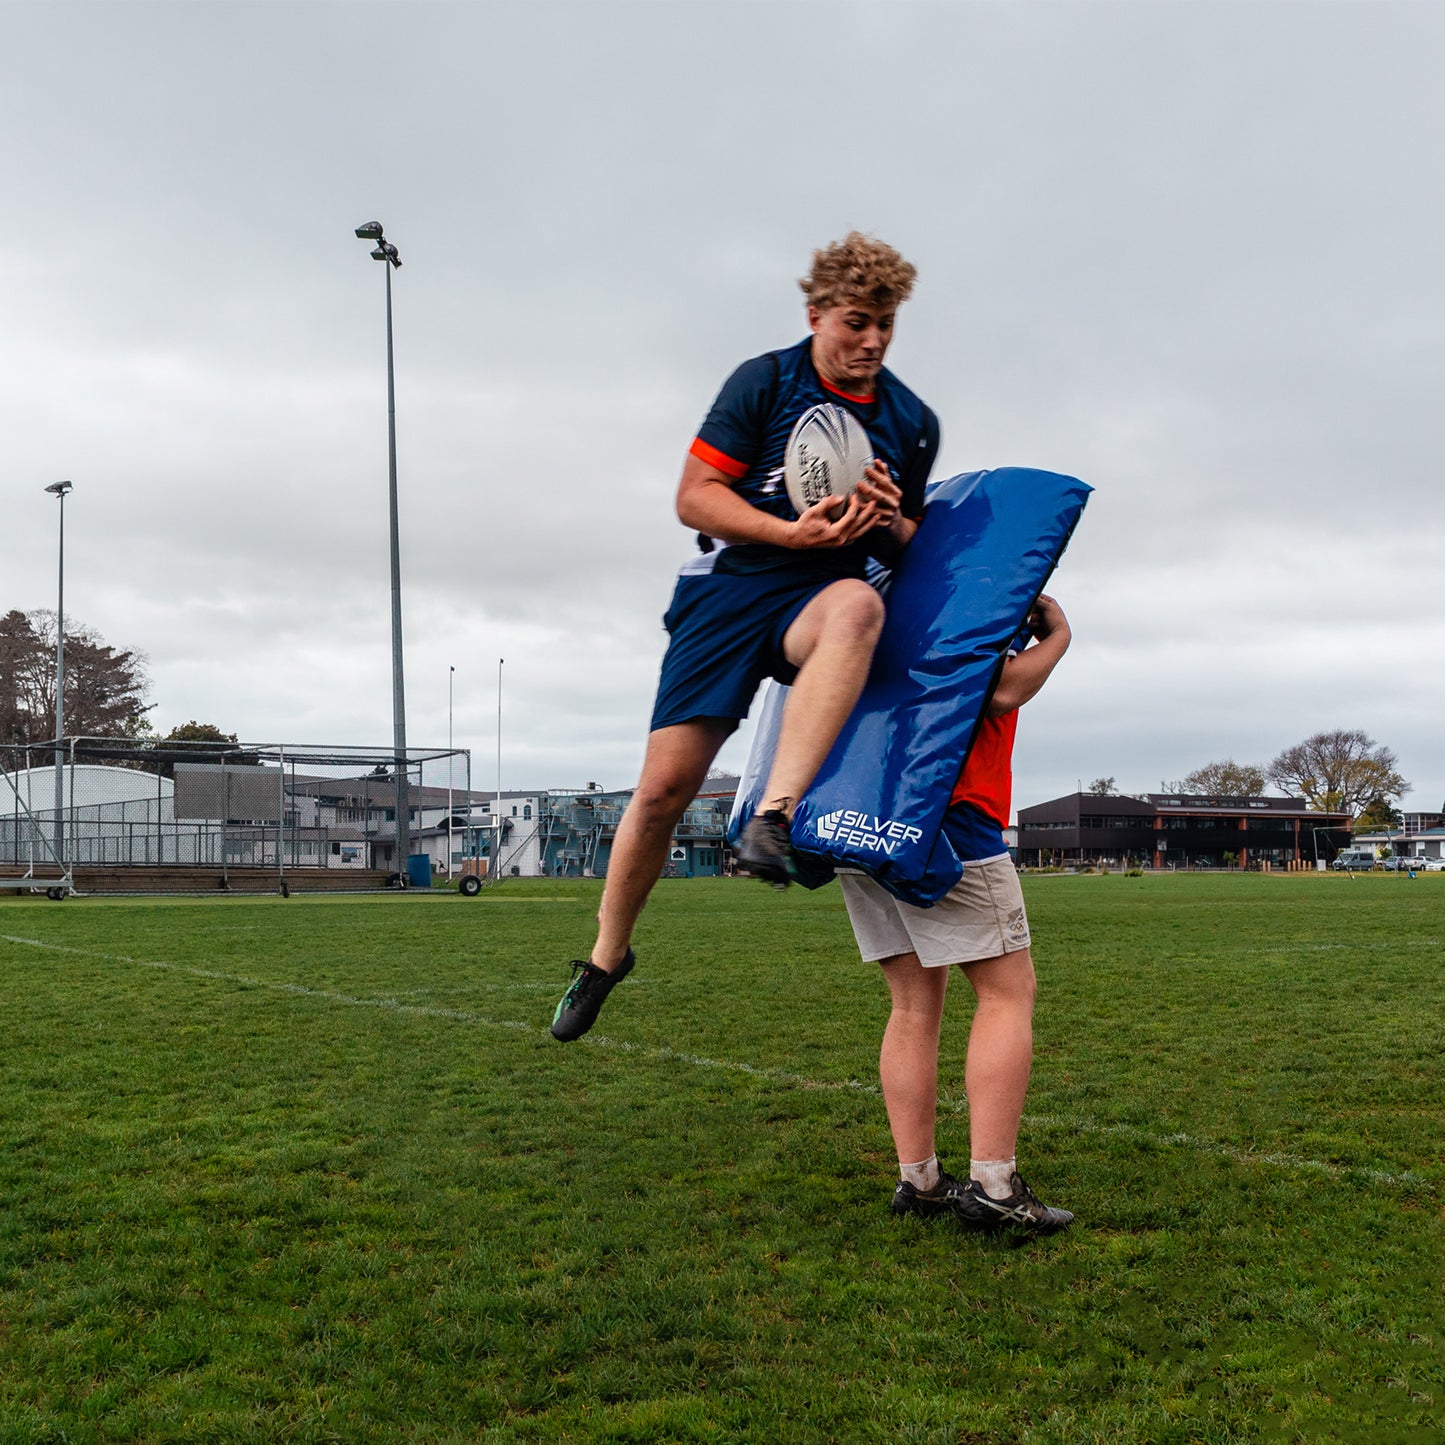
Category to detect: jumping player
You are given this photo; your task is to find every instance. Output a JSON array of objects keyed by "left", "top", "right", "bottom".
[
  {"left": 552, "top": 233, "right": 940, "bottom": 1043},
  {"left": 841, "top": 594, "right": 1074, "bottom": 1232}
]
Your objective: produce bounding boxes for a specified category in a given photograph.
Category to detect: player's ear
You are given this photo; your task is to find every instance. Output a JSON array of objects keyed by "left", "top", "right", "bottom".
[{"left": 807, "top": 304, "right": 823, "bottom": 333}]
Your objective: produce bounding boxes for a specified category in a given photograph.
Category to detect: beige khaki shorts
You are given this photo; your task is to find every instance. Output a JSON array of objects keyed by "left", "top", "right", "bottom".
[{"left": 838, "top": 855, "right": 1031, "bottom": 967}]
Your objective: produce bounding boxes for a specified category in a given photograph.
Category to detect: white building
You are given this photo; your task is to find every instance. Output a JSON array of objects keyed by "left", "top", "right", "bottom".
[{"left": 3, "top": 764, "right": 178, "bottom": 864}]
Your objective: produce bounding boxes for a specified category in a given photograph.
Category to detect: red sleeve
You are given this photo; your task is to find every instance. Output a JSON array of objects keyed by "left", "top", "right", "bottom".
[{"left": 689, "top": 436, "right": 748, "bottom": 480}]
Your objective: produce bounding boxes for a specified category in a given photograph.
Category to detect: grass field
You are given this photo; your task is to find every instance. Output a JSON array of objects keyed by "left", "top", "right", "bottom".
[{"left": 2, "top": 873, "right": 1442, "bottom": 1444}]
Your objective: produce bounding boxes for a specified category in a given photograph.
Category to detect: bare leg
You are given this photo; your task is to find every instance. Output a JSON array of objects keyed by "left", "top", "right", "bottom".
[
  {"left": 760, "top": 578, "right": 884, "bottom": 814},
  {"left": 591, "top": 719, "right": 734, "bottom": 970},
  {"left": 878, "top": 953, "right": 950, "bottom": 1165},
  {"left": 957, "top": 949, "right": 1037, "bottom": 1160}
]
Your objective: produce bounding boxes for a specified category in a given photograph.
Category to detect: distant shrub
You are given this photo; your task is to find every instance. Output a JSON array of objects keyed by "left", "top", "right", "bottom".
[{"left": 1126, "top": 868, "right": 1144, "bottom": 877}]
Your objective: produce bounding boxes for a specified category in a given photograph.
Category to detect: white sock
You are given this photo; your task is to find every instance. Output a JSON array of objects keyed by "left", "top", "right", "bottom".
[
  {"left": 970, "top": 1158, "right": 1017, "bottom": 1200},
  {"left": 900, "top": 1155, "right": 941, "bottom": 1193}
]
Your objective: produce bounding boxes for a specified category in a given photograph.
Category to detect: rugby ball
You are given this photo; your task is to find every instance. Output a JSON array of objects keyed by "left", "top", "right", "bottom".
[{"left": 783, "top": 403, "right": 874, "bottom": 516}]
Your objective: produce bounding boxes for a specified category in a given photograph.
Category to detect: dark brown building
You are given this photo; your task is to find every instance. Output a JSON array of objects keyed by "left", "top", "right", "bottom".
[{"left": 1016, "top": 793, "right": 1352, "bottom": 869}]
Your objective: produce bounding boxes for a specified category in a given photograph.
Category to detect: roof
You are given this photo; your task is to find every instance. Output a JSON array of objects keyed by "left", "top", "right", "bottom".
[
  {"left": 1020, "top": 790, "right": 1350, "bottom": 825},
  {"left": 2, "top": 763, "right": 175, "bottom": 808},
  {"left": 694, "top": 774, "right": 741, "bottom": 798}
]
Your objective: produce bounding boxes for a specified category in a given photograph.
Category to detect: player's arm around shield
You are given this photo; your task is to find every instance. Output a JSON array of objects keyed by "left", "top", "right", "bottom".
[
  {"left": 848, "top": 595, "right": 1076, "bottom": 1232},
  {"left": 673, "top": 450, "right": 915, "bottom": 882},
  {"left": 551, "top": 232, "right": 939, "bottom": 1044}
]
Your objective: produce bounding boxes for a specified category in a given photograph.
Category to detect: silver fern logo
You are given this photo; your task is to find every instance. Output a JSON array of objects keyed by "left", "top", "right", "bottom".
[
  {"left": 813, "top": 809, "right": 923, "bottom": 855},
  {"left": 795, "top": 443, "right": 832, "bottom": 505}
]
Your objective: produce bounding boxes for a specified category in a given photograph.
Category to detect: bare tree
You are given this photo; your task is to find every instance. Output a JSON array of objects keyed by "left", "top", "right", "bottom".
[
  {"left": 1181, "top": 759, "right": 1268, "bottom": 795},
  {"left": 1087, "top": 777, "right": 1116, "bottom": 796},
  {"left": 1266, "top": 729, "right": 1407, "bottom": 818}
]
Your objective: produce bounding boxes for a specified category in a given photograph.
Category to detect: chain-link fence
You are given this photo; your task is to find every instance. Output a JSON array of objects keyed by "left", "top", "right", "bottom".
[{"left": 1, "top": 737, "right": 469, "bottom": 895}]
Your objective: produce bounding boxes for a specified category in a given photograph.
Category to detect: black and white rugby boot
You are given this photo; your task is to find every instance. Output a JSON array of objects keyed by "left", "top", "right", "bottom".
[
  {"left": 736, "top": 809, "right": 796, "bottom": 889},
  {"left": 550, "top": 948, "right": 634, "bottom": 1042},
  {"left": 957, "top": 1172, "right": 1074, "bottom": 1234},
  {"left": 890, "top": 1168, "right": 971, "bottom": 1219}
]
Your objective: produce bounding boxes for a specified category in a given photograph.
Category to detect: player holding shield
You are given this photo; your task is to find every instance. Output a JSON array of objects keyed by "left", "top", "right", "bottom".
[
  {"left": 846, "top": 594, "right": 1074, "bottom": 1232},
  {"left": 552, "top": 233, "right": 940, "bottom": 1042}
]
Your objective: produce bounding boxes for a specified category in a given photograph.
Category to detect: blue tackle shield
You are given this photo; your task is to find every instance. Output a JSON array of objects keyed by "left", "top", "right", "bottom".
[{"left": 730, "top": 467, "right": 1091, "bottom": 905}]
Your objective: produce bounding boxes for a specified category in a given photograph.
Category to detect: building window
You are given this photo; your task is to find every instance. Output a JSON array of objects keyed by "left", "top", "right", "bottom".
[{"left": 523, "top": 804, "right": 532, "bottom": 820}]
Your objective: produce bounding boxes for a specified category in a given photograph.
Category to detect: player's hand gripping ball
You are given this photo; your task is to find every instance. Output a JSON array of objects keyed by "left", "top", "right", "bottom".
[{"left": 783, "top": 403, "right": 875, "bottom": 519}]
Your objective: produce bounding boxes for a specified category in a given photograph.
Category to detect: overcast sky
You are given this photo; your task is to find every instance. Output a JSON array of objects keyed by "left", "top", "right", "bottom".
[{"left": 5, "top": 1, "right": 1442, "bottom": 815}]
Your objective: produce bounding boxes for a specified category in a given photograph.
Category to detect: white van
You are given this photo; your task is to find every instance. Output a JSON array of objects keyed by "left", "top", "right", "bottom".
[{"left": 1331, "top": 848, "right": 1376, "bottom": 871}]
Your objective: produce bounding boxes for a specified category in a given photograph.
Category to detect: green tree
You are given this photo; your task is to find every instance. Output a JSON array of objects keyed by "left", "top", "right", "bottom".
[
  {"left": 1267, "top": 729, "right": 1408, "bottom": 819},
  {"left": 1354, "top": 795, "right": 1402, "bottom": 831},
  {"left": 165, "top": 721, "right": 241, "bottom": 747},
  {"left": 1181, "top": 759, "right": 1268, "bottom": 796},
  {"left": 1087, "top": 777, "right": 1116, "bottom": 796},
  {"left": 149, "top": 721, "right": 258, "bottom": 777}
]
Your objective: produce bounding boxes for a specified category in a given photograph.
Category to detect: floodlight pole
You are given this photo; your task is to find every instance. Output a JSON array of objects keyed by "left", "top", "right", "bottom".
[
  {"left": 45, "top": 481, "right": 73, "bottom": 869},
  {"left": 354, "top": 222, "right": 410, "bottom": 879}
]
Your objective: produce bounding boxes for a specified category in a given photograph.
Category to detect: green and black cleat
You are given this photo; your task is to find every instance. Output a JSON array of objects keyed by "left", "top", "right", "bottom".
[{"left": 550, "top": 948, "right": 635, "bottom": 1042}]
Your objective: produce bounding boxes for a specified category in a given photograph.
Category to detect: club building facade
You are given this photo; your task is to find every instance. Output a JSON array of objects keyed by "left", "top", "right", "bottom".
[{"left": 1016, "top": 792, "right": 1353, "bottom": 870}]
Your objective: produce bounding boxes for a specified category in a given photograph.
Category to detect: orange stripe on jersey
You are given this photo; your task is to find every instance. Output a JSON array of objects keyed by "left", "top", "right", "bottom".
[
  {"left": 820, "top": 376, "right": 877, "bottom": 406},
  {"left": 689, "top": 437, "right": 749, "bottom": 480},
  {"left": 950, "top": 710, "right": 1018, "bottom": 827}
]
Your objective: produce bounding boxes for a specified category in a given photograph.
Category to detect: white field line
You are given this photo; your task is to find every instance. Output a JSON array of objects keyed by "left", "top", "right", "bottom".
[{"left": 3, "top": 932, "right": 1432, "bottom": 1193}]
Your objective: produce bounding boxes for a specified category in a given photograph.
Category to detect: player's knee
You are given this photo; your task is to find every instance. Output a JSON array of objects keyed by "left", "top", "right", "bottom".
[
  {"left": 1003, "top": 959, "right": 1038, "bottom": 1012},
  {"left": 630, "top": 770, "right": 697, "bottom": 825},
  {"left": 968, "top": 951, "right": 1037, "bottom": 1010},
  {"left": 826, "top": 580, "right": 885, "bottom": 645},
  {"left": 1016, "top": 964, "right": 1038, "bottom": 1009}
]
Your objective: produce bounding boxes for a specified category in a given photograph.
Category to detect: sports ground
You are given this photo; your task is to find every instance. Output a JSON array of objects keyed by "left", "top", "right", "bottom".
[{"left": 2, "top": 873, "right": 1441, "bottom": 1443}]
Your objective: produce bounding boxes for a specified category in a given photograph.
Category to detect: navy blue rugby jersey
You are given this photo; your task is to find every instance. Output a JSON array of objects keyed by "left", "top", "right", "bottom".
[{"left": 686, "top": 337, "right": 940, "bottom": 578}]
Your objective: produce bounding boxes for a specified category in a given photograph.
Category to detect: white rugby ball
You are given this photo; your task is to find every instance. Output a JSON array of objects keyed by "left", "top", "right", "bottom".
[{"left": 783, "top": 403, "right": 874, "bottom": 516}]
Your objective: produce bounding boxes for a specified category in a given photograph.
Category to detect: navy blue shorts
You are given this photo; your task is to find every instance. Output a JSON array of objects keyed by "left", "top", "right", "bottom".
[{"left": 650, "top": 567, "right": 848, "bottom": 731}]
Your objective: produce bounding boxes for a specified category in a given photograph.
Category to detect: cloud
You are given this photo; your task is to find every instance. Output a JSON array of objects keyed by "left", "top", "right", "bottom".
[{"left": 4, "top": 1, "right": 1442, "bottom": 813}]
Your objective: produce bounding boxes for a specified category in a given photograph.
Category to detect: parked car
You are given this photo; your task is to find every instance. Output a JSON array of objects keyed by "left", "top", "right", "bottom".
[
  {"left": 1332, "top": 850, "right": 1377, "bottom": 871},
  {"left": 1383, "top": 855, "right": 1417, "bottom": 871},
  {"left": 1417, "top": 856, "right": 1445, "bottom": 872}
]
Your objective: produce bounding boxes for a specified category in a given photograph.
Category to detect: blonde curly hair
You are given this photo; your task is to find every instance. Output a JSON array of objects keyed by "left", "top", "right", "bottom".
[{"left": 799, "top": 231, "right": 917, "bottom": 311}]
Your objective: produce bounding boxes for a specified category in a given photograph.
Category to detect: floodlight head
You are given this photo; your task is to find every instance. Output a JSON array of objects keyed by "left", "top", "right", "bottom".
[
  {"left": 45, "top": 480, "right": 73, "bottom": 497},
  {"left": 371, "top": 241, "right": 402, "bottom": 269},
  {"left": 355, "top": 221, "right": 385, "bottom": 240}
]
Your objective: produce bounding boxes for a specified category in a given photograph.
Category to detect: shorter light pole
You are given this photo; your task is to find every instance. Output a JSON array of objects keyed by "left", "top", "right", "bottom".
[
  {"left": 447, "top": 665, "right": 455, "bottom": 879},
  {"left": 45, "top": 481, "right": 73, "bottom": 868},
  {"left": 495, "top": 658, "right": 504, "bottom": 874}
]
